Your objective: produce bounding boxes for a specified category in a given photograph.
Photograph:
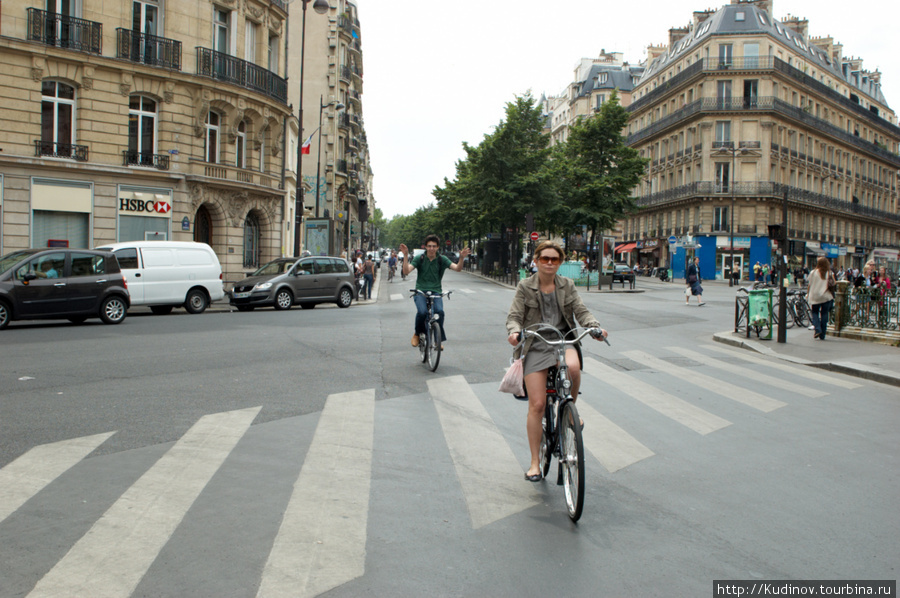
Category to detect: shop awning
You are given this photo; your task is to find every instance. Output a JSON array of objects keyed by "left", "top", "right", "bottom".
[
  {"left": 615, "top": 242, "right": 636, "bottom": 253},
  {"left": 806, "top": 246, "right": 825, "bottom": 255},
  {"left": 640, "top": 246, "right": 660, "bottom": 253}
]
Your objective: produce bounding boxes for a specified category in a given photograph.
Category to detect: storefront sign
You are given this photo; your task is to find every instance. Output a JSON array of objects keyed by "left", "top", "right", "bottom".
[
  {"left": 716, "top": 236, "right": 751, "bottom": 249},
  {"left": 119, "top": 198, "right": 171, "bottom": 215}
]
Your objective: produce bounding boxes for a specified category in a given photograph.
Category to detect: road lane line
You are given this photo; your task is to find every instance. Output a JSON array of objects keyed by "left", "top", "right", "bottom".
[
  {"left": 668, "top": 346, "right": 827, "bottom": 398},
  {"left": 582, "top": 357, "right": 731, "bottom": 435},
  {"left": 701, "top": 344, "right": 862, "bottom": 389},
  {"left": 28, "top": 407, "right": 260, "bottom": 598},
  {"left": 574, "top": 400, "right": 655, "bottom": 472},
  {"left": 623, "top": 350, "right": 787, "bottom": 413},
  {"left": 390, "top": 293, "right": 404, "bottom": 301},
  {"left": 428, "top": 376, "right": 540, "bottom": 529},
  {"left": 257, "top": 390, "right": 374, "bottom": 598},
  {"left": 457, "top": 288, "right": 475, "bottom": 294},
  {"left": 0, "top": 432, "right": 115, "bottom": 523}
]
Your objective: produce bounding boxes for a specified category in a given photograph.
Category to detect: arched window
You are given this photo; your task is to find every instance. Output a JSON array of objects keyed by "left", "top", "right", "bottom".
[
  {"left": 194, "top": 205, "right": 213, "bottom": 246},
  {"left": 205, "top": 111, "right": 220, "bottom": 163},
  {"left": 236, "top": 120, "right": 247, "bottom": 168},
  {"left": 128, "top": 96, "right": 158, "bottom": 166},
  {"left": 40, "top": 81, "right": 75, "bottom": 157},
  {"left": 243, "top": 212, "right": 260, "bottom": 268}
]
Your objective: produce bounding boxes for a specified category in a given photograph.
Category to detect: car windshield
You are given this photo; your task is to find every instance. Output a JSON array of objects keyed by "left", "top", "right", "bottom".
[
  {"left": 252, "top": 259, "right": 294, "bottom": 277},
  {"left": 0, "top": 250, "right": 40, "bottom": 275}
]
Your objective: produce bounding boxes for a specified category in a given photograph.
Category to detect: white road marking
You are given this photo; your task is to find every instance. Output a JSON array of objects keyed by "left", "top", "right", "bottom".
[
  {"left": 668, "top": 347, "right": 827, "bottom": 398},
  {"left": 257, "top": 390, "right": 374, "bottom": 598},
  {"left": 480, "top": 288, "right": 495, "bottom": 293},
  {"left": 574, "top": 400, "right": 655, "bottom": 472},
  {"left": 390, "top": 293, "right": 404, "bottom": 301},
  {"left": 29, "top": 407, "right": 260, "bottom": 598},
  {"left": 702, "top": 344, "right": 862, "bottom": 389},
  {"left": 0, "top": 432, "right": 115, "bottom": 523},
  {"left": 457, "top": 288, "right": 475, "bottom": 294},
  {"left": 582, "top": 357, "right": 731, "bottom": 435},
  {"left": 428, "top": 376, "right": 540, "bottom": 529},
  {"left": 623, "top": 350, "right": 787, "bottom": 413}
]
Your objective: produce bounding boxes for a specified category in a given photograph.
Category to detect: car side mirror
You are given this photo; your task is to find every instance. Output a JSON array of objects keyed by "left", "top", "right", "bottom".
[{"left": 23, "top": 272, "right": 37, "bottom": 282}]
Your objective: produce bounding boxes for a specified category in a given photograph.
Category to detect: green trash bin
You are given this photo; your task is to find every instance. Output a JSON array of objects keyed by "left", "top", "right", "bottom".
[{"left": 747, "top": 288, "right": 773, "bottom": 339}]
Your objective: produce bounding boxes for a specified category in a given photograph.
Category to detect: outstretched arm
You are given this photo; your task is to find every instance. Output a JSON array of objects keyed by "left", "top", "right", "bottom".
[
  {"left": 399, "top": 243, "right": 413, "bottom": 276},
  {"left": 449, "top": 247, "right": 471, "bottom": 272}
]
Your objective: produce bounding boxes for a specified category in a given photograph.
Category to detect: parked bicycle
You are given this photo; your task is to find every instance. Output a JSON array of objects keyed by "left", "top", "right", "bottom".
[
  {"left": 516, "top": 323, "right": 608, "bottom": 522},
  {"left": 410, "top": 289, "right": 451, "bottom": 372}
]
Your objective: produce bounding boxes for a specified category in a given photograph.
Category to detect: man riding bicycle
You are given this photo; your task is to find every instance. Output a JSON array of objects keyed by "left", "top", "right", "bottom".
[
  {"left": 400, "top": 236, "right": 471, "bottom": 348},
  {"left": 387, "top": 251, "right": 398, "bottom": 282}
]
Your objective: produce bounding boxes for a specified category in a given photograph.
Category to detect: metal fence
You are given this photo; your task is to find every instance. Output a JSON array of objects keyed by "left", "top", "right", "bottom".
[{"left": 835, "top": 285, "right": 899, "bottom": 331}]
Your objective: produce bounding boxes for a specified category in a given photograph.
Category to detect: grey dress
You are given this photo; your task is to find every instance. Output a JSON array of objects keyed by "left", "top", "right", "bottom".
[{"left": 523, "top": 291, "right": 565, "bottom": 375}]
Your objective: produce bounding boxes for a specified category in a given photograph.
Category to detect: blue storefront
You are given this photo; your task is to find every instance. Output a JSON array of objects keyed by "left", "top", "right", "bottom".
[{"left": 671, "top": 235, "right": 771, "bottom": 281}]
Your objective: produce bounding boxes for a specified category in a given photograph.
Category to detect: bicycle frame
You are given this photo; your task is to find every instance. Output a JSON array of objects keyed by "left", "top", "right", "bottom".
[{"left": 410, "top": 289, "right": 451, "bottom": 371}]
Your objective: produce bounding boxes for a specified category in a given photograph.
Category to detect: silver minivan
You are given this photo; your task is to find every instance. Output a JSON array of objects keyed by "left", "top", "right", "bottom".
[{"left": 230, "top": 256, "right": 356, "bottom": 310}]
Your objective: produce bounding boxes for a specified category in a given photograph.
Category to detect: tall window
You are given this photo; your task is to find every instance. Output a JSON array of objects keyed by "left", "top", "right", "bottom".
[
  {"left": 268, "top": 34, "right": 279, "bottom": 72},
  {"left": 41, "top": 81, "right": 75, "bottom": 156},
  {"left": 716, "top": 80, "right": 732, "bottom": 108},
  {"left": 214, "top": 8, "right": 230, "bottom": 54},
  {"left": 743, "top": 79, "right": 758, "bottom": 108},
  {"left": 205, "top": 111, "right": 220, "bottom": 163},
  {"left": 743, "top": 42, "right": 759, "bottom": 68},
  {"left": 718, "top": 43, "right": 733, "bottom": 67},
  {"left": 714, "top": 207, "right": 729, "bottom": 232},
  {"left": 243, "top": 212, "right": 260, "bottom": 268},
  {"left": 715, "top": 121, "right": 731, "bottom": 144},
  {"left": 245, "top": 20, "right": 257, "bottom": 63},
  {"left": 715, "top": 162, "right": 730, "bottom": 193},
  {"left": 128, "top": 96, "right": 157, "bottom": 165},
  {"left": 235, "top": 120, "right": 247, "bottom": 168}
]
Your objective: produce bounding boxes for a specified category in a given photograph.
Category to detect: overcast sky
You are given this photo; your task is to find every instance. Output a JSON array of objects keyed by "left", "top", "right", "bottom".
[{"left": 356, "top": 0, "right": 900, "bottom": 220}]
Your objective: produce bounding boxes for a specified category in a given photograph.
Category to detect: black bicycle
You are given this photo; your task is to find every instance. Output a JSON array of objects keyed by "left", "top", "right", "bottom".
[
  {"left": 410, "top": 289, "right": 451, "bottom": 372},
  {"left": 517, "top": 324, "right": 607, "bottom": 522}
]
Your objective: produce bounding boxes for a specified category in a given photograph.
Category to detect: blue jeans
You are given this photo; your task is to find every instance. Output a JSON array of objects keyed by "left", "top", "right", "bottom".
[
  {"left": 810, "top": 299, "right": 833, "bottom": 338},
  {"left": 414, "top": 294, "right": 445, "bottom": 341},
  {"left": 363, "top": 273, "right": 373, "bottom": 299}
]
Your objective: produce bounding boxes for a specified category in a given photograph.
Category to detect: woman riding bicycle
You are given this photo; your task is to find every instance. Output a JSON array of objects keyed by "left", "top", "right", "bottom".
[{"left": 506, "top": 241, "right": 607, "bottom": 482}]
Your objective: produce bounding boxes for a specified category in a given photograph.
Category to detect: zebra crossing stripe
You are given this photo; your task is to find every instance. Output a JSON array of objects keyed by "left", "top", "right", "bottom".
[
  {"left": 701, "top": 344, "right": 862, "bottom": 389},
  {"left": 574, "top": 400, "right": 655, "bottom": 473},
  {"left": 457, "top": 288, "right": 475, "bottom": 294},
  {"left": 624, "top": 350, "right": 787, "bottom": 413},
  {"left": 667, "top": 347, "right": 828, "bottom": 398},
  {"left": 27, "top": 407, "right": 260, "bottom": 598},
  {"left": 390, "top": 293, "right": 404, "bottom": 301},
  {"left": 0, "top": 432, "right": 115, "bottom": 523},
  {"left": 582, "top": 357, "right": 731, "bottom": 435},
  {"left": 257, "top": 390, "right": 374, "bottom": 598},
  {"left": 428, "top": 376, "right": 540, "bottom": 529}
]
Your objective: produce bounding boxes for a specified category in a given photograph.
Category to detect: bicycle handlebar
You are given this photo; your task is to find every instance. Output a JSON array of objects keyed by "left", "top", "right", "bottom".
[
  {"left": 409, "top": 289, "right": 452, "bottom": 299},
  {"left": 518, "top": 325, "right": 610, "bottom": 347}
]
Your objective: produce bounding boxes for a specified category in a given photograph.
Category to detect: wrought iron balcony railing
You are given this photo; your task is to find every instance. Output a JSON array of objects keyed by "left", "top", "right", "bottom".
[
  {"left": 123, "top": 150, "right": 170, "bottom": 170},
  {"left": 26, "top": 8, "right": 101, "bottom": 54},
  {"left": 116, "top": 29, "right": 182, "bottom": 70},
  {"left": 34, "top": 140, "right": 88, "bottom": 161},
  {"left": 196, "top": 47, "right": 287, "bottom": 104}
]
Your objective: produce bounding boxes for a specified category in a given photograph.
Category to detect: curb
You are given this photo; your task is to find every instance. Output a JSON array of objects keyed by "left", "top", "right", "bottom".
[{"left": 712, "top": 332, "right": 900, "bottom": 388}]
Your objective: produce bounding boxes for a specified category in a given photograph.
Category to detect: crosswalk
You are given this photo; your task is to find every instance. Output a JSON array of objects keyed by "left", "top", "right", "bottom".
[{"left": 1, "top": 345, "right": 865, "bottom": 596}]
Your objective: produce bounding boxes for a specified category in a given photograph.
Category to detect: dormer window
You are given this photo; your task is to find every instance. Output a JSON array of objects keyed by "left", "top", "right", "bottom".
[{"left": 736, "top": 11, "right": 745, "bottom": 21}]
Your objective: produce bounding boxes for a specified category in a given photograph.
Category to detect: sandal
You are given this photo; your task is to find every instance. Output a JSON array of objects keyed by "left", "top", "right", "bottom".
[{"left": 524, "top": 472, "right": 543, "bottom": 482}]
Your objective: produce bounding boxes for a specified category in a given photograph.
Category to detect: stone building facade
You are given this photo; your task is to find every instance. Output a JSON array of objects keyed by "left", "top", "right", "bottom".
[
  {"left": 623, "top": 0, "right": 900, "bottom": 278},
  {"left": 0, "top": 0, "right": 300, "bottom": 283}
]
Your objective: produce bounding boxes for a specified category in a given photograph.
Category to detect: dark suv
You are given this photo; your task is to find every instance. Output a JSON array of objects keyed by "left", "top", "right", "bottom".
[
  {"left": 230, "top": 256, "right": 357, "bottom": 310},
  {"left": 0, "top": 249, "right": 130, "bottom": 329}
]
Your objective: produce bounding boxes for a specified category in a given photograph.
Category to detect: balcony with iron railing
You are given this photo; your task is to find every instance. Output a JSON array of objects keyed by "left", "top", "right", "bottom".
[
  {"left": 34, "top": 140, "right": 88, "bottom": 161},
  {"left": 123, "top": 150, "right": 170, "bottom": 170},
  {"left": 116, "top": 29, "right": 181, "bottom": 70},
  {"left": 196, "top": 48, "right": 286, "bottom": 104},
  {"left": 26, "top": 8, "right": 101, "bottom": 54}
]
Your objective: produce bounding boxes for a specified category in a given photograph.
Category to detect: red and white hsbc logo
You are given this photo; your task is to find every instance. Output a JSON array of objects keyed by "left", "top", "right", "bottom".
[{"left": 119, "top": 198, "right": 172, "bottom": 216}]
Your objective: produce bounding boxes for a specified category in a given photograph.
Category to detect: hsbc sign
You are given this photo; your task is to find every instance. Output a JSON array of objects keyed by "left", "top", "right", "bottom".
[{"left": 119, "top": 197, "right": 172, "bottom": 217}]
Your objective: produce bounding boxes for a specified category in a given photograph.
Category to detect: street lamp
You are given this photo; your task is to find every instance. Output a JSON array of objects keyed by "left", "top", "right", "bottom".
[
  {"left": 315, "top": 96, "right": 344, "bottom": 218},
  {"left": 292, "top": 0, "right": 330, "bottom": 257}
]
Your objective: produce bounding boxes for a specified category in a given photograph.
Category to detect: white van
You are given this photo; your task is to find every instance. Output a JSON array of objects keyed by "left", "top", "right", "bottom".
[{"left": 95, "top": 241, "right": 224, "bottom": 314}]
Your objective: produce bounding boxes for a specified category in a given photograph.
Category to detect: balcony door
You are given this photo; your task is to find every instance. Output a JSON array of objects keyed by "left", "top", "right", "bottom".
[
  {"left": 45, "top": 0, "right": 77, "bottom": 47},
  {"left": 132, "top": 1, "right": 159, "bottom": 63}
]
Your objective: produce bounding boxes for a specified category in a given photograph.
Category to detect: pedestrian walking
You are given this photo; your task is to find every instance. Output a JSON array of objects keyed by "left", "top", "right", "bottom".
[
  {"left": 685, "top": 256, "right": 705, "bottom": 306},
  {"left": 807, "top": 256, "right": 836, "bottom": 340},
  {"left": 362, "top": 255, "right": 375, "bottom": 300}
]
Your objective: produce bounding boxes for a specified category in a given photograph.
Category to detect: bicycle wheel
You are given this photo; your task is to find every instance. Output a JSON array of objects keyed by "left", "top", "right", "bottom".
[
  {"left": 794, "top": 299, "right": 811, "bottom": 327},
  {"left": 427, "top": 320, "right": 441, "bottom": 371},
  {"left": 560, "top": 402, "right": 585, "bottom": 522},
  {"left": 539, "top": 403, "right": 553, "bottom": 477}
]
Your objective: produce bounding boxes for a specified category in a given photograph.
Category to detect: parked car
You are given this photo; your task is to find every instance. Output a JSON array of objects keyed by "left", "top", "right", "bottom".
[
  {"left": 229, "top": 256, "right": 357, "bottom": 311},
  {"left": 0, "top": 248, "right": 130, "bottom": 329},
  {"left": 95, "top": 241, "right": 224, "bottom": 315},
  {"left": 605, "top": 263, "right": 635, "bottom": 283}
]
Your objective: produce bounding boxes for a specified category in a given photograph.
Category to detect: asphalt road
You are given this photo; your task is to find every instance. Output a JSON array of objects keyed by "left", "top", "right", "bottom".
[{"left": 1, "top": 269, "right": 897, "bottom": 597}]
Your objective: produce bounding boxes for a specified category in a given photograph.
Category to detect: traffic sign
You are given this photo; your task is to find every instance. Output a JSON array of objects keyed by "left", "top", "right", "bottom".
[
  {"left": 530, "top": 232, "right": 539, "bottom": 241},
  {"left": 668, "top": 235, "right": 677, "bottom": 245}
]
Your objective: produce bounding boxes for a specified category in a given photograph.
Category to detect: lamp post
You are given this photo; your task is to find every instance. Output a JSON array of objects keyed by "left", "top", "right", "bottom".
[
  {"left": 315, "top": 96, "right": 344, "bottom": 218},
  {"left": 292, "top": 0, "right": 330, "bottom": 257}
]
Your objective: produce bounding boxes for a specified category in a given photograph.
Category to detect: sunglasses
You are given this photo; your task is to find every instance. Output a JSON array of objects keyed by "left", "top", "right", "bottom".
[{"left": 538, "top": 256, "right": 560, "bottom": 264}]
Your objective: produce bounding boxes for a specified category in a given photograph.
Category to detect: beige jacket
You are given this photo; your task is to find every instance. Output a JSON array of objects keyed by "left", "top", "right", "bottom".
[
  {"left": 506, "top": 274, "right": 601, "bottom": 358},
  {"left": 807, "top": 269, "right": 834, "bottom": 305}
]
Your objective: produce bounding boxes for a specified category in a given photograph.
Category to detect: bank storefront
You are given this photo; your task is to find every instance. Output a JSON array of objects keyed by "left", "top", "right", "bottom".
[
  {"left": 31, "top": 178, "right": 92, "bottom": 248},
  {"left": 117, "top": 186, "right": 173, "bottom": 242}
]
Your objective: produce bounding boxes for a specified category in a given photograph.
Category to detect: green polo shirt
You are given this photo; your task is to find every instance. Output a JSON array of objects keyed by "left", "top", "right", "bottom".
[{"left": 411, "top": 254, "right": 452, "bottom": 293}]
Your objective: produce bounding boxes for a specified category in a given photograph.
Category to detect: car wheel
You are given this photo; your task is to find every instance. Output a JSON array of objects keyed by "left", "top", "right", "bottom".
[
  {"left": 236, "top": 305, "right": 254, "bottom": 312},
  {"left": 300, "top": 302, "right": 315, "bottom": 309},
  {"left": 0, "top": 301, "right": 11, "bottom": 329},
  {"left": 184, "top": 289, "right": 208, "bottom": 314},
  {"left": 150, "top": 305, "right": 174, "bottom": 315},
  {"left": 100, "top": 296, "right": 127, "bottom": 325},
  {"left": 274, "top": 288, "right": 293, "bottom": 310},
  {"left": 337, "top": 287, "right": 353, "bottom": 308},
  {"left": 68, "top": 316, "right": 87, "bottom": 325}
]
